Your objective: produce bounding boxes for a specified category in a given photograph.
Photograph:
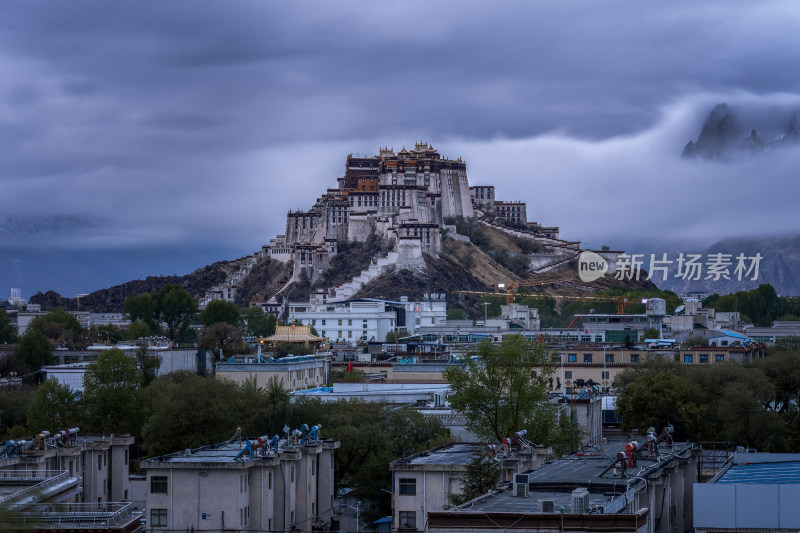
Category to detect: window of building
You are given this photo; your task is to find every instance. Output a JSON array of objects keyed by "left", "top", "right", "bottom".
[
  {"left": 124, "top": 449, "right": 128, "bottom": 465},
  {"left": 348, "top": 319, "right": 352, "bottom": 326},
  {"left": 567, "top": 353, "right": 577, "bottom": 362},
  {"left": 530, "top": 370, "right": 537, "bottom": 379},
  {"left": 269, "top": 472, "right": 272, "bottom": 490},
  {"left": 291, "top": 466, "right": 295, "bottom": 483},
  {"left": 580, "top": 335, "right": 591, "bottom": 342},
  {"left": 564, "top": 371, "right": 572, "bottom": 379},
  {"left": 151, "top": 509, "right": 168, "bottom": 527},
  {"left": 700, "top": 354, "right": 709, "bottom": 363},
  {"left": 595, "top": 335, "right": 603, "bottom": 342},
  {"left": 716, "top": 354, "right": 725, "bottom": 362},
  {"left": 684, "top": 354, "right": 693, "bottom": 363},
  {"left": 399, "top": 511, "right": 416, "bottom": 529},
  {"left": 150, "top": 476, "right": 168, "bottom": 494},
  {"left": 312, "top": 460, "right": 316, "bottom": 476},
  {"left": 601, "top": 371, "right": 609, "bottom": 379},
  {"left": 583, "top": 353, "right": 593, "bottom": 363},
  {"left": 399, "top": 478, "right": 416, "bottom": 495},
  {"left": 605, "top": 353, "right": 615, "bottom": 363},
  {"left": 321, "top": 319, "right": 326, "bottom": 326},
  {"left": 98, "top": 455, "right": 102, "bottom": 470},
  {"left": 338, "top": 319, "right": 342, "bottom": 326},
  {"left": 348, "top": 331, "right": 352, "bottom": 338},
  {"left": 630, "top": 354, "right": 639, "bottom": 363}
]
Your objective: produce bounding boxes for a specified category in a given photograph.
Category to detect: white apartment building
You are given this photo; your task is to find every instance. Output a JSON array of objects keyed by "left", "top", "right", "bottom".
[
  {"left": 288, "top": 297, "right": 447, "bottom": 344},
  {"left": 142, "top": 432, "right": 339, "bottom": 532},
  {"left": 0, "top": 431, "right": 135, "bottom": 504},
  {"left": 389, "top": 442, "right": 550, "bottom": 532}
]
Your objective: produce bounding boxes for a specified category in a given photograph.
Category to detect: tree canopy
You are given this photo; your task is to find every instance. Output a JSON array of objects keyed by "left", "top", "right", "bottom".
[
  {"left": 156, "top": 285, "right": 197, "bottom": 341},
  {"left": 244, "top": 307, "right": 271, "bottom": 337},
  {"left": 704, "top": 284, "right": 799, "bottom": 327},
  {"left": 30, "top": 308, "right": 82, "bottom": 346},
  {"left": 82, "top": 348, "right": 144, "bottom": 434},
  {"left": 15, "top": 331, "right": 53, "bottom": 372},
  {"left": 614, "top": 355, "right": 792, "bottom": 450},
  {"left": 0, "top": 307, "right": 14, "bottom": 343},
  {"left": 198, "top": 322, "right": 247, "bottom": 370},
  {"left": 444, "top": 335, "right": 554, "bottom": 442},
  {"left": 123, "top": 285, "right": 197, "bottom": 340},
  {"left": 199, "top": 300, "right": 241, "bottom": 327},
  {"left": 27, "top": 379, "right": 80, "bottom": 433}
]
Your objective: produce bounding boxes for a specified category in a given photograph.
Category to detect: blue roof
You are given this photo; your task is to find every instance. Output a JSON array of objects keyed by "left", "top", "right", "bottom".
[
  {"left": 718, "top": 462, "right": 800, "bottom": 484},
  {"left": 709, "top": 329, "right": 750, "bottom": 341},
  {"left": 373, "top": 517, "right": 392, "bottom": 524}
]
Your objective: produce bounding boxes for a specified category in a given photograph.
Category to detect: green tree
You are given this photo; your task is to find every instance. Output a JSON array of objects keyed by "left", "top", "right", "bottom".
[
  {"left": 683, "top": 336, "right": 709, "bottom": 348},
  {"left": 136, "top": 345, "right": 161, "bottom": 388},
  {"left": 0, "top": 307, "right": 15, "bottom": 343},
  {"left": 15, "top": 331, "right": 53, "bottom": 372},
  {"left": 385, "top": 329, "right": 410, "bottom": 343},
  {"left": 90, "top": 324, "right": 123, "bottom": 344},
  {"left": 266, "top": 314, "right": 278, "bottom": 337},
  {"left": 123, "top": 293, "right": 158, "bottom": 332},
  {"left": 0, "top": 386, "right": 36, "bottom": 438},
  {"left": 30, "top": 308, "right": 82, "bottom": 346},
  {"left": 82, "top": 348, "right": 144, "bottom": 434},
  {"left": 613, "top": 360, "right": 706, "bottom": 440},
  {"left": 446, "top": 308, "right": 469, "bottom": 320},
  {"left": 444, "top": 335, "right": 554, "bottom": 442},
  {"left": 198, "top": 322, "right": 247, "bottom": 371},
  {"left": 27, "top": 379, "right": 80, "bottom": 432},
  {"left": 155, "top": 285, "right": 197, "bottom": 340},
  {"left": 244, "top": 307, "right": 270, "bottom": 337},
  {"left": 125, "top": 320, "right": 150, "bottom": 340},
  {"left": 142, "top": 372, "right": 266, "bottom": 457},
  {"left": 447, "top": 453, "right": 501, "bottom": 507},
  {"left": 642, "top": 327, "right": 660, "bottom": 340},
  {"left": 199, "top": 300, "right": 241, "bottom": 327}
]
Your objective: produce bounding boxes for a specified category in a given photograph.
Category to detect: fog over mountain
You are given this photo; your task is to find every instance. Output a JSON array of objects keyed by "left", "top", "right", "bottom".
[{"left": 2, "top": 2, "right": 800, "bottom": 297}]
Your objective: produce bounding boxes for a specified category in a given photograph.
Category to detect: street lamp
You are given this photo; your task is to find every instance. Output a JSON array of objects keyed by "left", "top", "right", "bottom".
[{"left": 340, "top": 502, "right": 360, "bottom": 533}]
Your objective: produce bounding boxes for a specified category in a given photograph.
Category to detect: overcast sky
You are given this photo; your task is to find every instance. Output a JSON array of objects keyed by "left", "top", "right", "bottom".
[{"left": 2, "top": 0, "right": 800, "bottom": 257}]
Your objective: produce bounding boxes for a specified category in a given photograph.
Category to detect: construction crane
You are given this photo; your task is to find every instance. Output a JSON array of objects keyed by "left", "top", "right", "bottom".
[
  {"left": 455, "top": 287, "right": 644, "bottom": 314},
  {"left": 454, "top": 277, "right": 576, "bottom": 305}
]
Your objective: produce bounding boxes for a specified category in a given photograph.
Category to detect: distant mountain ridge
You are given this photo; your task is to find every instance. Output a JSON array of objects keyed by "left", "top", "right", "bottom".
[
  {"left": 682, "top": 103, "right": 800, "bottom": 159},
  {"left": 627, "top": 234, "right": 800, "bottom": 297}
]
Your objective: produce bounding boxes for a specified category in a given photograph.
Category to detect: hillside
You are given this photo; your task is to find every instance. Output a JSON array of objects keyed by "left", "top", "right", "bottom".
[
  {"left": 28, "top": 262, "right": 232, "bottom": 312},
  {"left": 350, "top": 229, "right": 656, "bottom": 319}
]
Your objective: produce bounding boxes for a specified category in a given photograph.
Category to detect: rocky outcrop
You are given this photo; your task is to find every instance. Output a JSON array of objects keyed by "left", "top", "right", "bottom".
[{"left": 683, "top": 105, "right": 800, "bottom": 159}]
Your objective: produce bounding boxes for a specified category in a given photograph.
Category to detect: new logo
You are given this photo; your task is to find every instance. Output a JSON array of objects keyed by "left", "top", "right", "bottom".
[{"left": 578, "top": 251, "right": 608, "bottom": 282}]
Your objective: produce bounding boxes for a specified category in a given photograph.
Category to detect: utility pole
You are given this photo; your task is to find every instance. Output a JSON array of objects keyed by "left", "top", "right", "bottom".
[{"left": 481, "top": 302, "right": 490, "bottom": 320}]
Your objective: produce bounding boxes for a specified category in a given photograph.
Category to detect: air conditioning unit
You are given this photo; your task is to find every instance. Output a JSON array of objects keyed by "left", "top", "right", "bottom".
[
  {"left": 514, "top": 473, "right": 530, "bottom": 484},
  {"left": 539, "top": 500, "right": 554, "bottom": 513},
  {"left": 513, "top": 473, "right": 529, "bottom": 497},
  {"left": 571, "top": 488, "right": 589, "bottom": 513}
]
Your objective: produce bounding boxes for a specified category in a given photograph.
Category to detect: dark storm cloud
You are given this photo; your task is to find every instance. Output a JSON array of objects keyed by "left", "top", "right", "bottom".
[{"left": 0, "top": 0, "right": 799, "bottom": 253}]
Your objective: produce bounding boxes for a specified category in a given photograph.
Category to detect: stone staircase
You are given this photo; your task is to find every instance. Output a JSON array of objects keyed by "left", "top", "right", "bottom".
[
  {"left": 530, "top": 250, "right": 582, "bottom": 274},
  {"left": 329, "top": 250, "right": 400, "bottom": 302}
]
